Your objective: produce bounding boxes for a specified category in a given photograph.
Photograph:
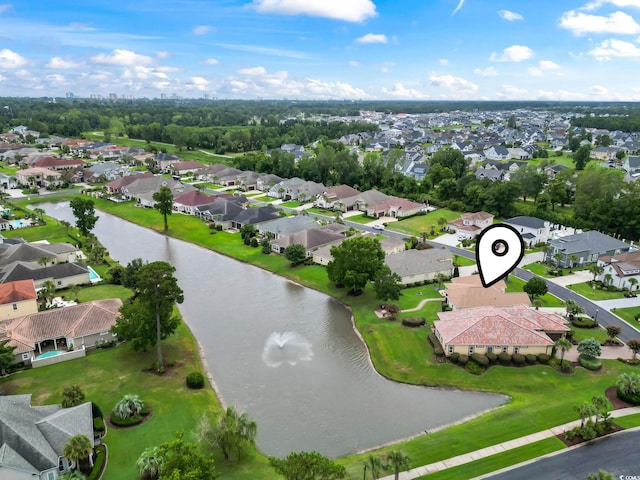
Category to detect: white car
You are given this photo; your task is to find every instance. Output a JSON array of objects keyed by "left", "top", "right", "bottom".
[{"left": 372, "top": 224, "right": 385, "bottom": 231}]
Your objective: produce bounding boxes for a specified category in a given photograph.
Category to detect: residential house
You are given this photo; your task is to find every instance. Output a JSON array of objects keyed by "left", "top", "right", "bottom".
[
  {"left": 444, "top": 275, "right": 531, "bottom": 310},
  {"left": 0, "top": 172, "right": 18, "bottom": 190},
  {"left": 268, "top": 178, "right": 325, "bottom": 201},
  {"left": 544, "top": 164, "right": 569, "bottom": 179},
  {"left": 0, "top": 262, "right": 91, "bottom": 290},
  {"left": 597, "top": 250, "right": 640, "bottom": 290},
  {"left": 379, "top": 236, "right": 406, "bottom": 255},
  {"left": 153, "top": 153, "right": 182, "bottom": 171},
  {"left": 385, "top": 248, "right": 453, "bottom": 285},
  {"left": 105, "top": 172, "right": 154, "bottom": 194},
  {"left": 31, "top": 157, "right": 87, "bottom": 171},
  {"left": 474, "top": 167, "right": 504, "bottom": 182},
  {"left": 0, "top": 242, "right": 82, "bottom": 266},
  {"left": 546, "top": 230, "right": 631, "bottom": 267},
  {"left": 256, "top": 173, "right": 283, "bottom": 192},
  {"left": 16, "top": 168, "right": 63, "bottom": 189},
  {"left": 365, "top": 197, "right": 424, "bottom": 219},
  {"left": 121, "top": 176, "right": 196, "bottom": 207},
  {"left": 590, "top": 146, "right": 620, "bottom": 161},
  {"left": 257, "top": 216, "right": 318, "bottom": 239},
  {"left": 434, "top": 305, "right": 569, "bottom": 357},
  {"left": 271, "top": 227, "right": 345, "bottom": 256},
  {"left": 194, "top": 197, "right": 245, "bottom": 230},
  {"left": 172, "top": 191, "right": 214, "bottom": 215},
  {"left": 337, "top": 189, "right": 391, "bottom": 212},
  {"left": 0, "top": 395, "right": 95, "bottom": 478},
  {"left": 0, "top": 279, "right": 38, "bottom": 321},
  {"left": 169, "top": 161, "right": 206, "bottom": 176},
  {"left": 447, "top": 211, "right": 494, "bottom": 240},
  {"left": 230, "top": 205, "right": 280, "bottom": 230},
  {"left": 484, "top": 145, "right": 510, "bottom": 160},
  {"left": 314, "top": 185, "right": 361, "bottom": 210},
  {"left": 507, "top": 148, "right": 531, "bottom": 160},
  {"left": 623, "top": 155, "right": 640, "bottom": 181},
  {"left": 502, "top": 216, "right": 552, "bottom": 247}
]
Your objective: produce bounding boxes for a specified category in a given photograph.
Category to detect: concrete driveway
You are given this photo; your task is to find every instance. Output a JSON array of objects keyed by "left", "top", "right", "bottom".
[
  {"left": 432, "top": 233, "right": 461, "bottom": 247},
  {"left": 547, "top": 269, "right": 593, "bottom": 287}
]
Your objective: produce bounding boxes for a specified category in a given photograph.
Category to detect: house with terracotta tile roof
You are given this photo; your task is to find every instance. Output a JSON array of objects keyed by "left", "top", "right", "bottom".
[
  {"left": 0, "top": 279, "right": 38, "bottom": 321},
  {"left": 0, "top": 395, "right": 95, "bottom": 478},
  {"left": 172, "top": 191, "right": 214, "bottom": 215},
  {"left": 0, "top": 298, "right": 122, "bottom": 364},
  {"left": 434, "top": 305, "right": 569, "bottom": 357},
  {"left": 444, "top": 275, "right": 531, "bottom": 309},
  {"left": 31, "top": 156, "right": 87, "bottom": 171},
  {"left": 597, "top": 250, "right": 640, "bottom": 291},
  {"left": 447, "top": 211, "right": 494, "bottom": 240}
]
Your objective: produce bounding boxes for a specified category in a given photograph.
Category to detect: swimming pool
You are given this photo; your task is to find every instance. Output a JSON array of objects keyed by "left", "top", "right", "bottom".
[
  {"left": 37, "top": 350, "right": 63, "bottom": 359},
  {"left": 88, "top": 266, "right": 101, "bottom": 282},
  {"left": 9, "top": 219, "right": 30, "bottom": 229}
]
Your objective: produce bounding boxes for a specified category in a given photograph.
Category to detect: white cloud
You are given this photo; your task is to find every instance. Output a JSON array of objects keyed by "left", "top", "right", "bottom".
[
  {"left": 381, "top": 82, "right": 427, "bottom": 99},
  {"left": 45, "top": 56, "right": 81, "bottom": 69},
  {"left": 560, "top": 11, "right": 640, "bottom": 35},
  {"left": 216, "top": 43, "right": 309, "bottom": 59},
  {"left": 156, "top": 65, "right": 181, "bottom": 73},
  {"left": 490, "top": 45, "right": 533, "bottom": 62},
  {"left": 590, "top": 85, "right": 609, "bottom": 96},
  {"left": 583, "top": 0, "right": 640, "bottom": 11},
  {"left": 348, "top": 60, "right": 360, "bottom": 67},
  {"left": 539, "top": 60, "right": 560, "bottom": 70},
  {"left": 429, "top": 73, "right": 478, "bottom": 94},
  {"left": 498, "top": 84, "right": 528, "bottom": 98},
  {"left": 193, "top": 25, "right": 213, "bottom": 35},
  {"left": 381, "top": 66, "right": 389, "bottom": 73},
  {"left": 528, "top": 67, "right": 543, "bottom": 77},
  {"left": 186, "top": 76, "right": 209, "bottom": 91},
  {"left": 249, "top": 0, "right": 377, "bottom": 22},
  {"left": 0, "top": 4, "right": 12, "bottom": 14},
  {"left": 589, "top": 38, "right": 640, "bottom": 59},
  {"left": 452, "top": 0, "right": 464, "bottom": 15},
  {"left": 474, "top": 66, "right": 498, "bottom": 76},
  {"left": 355, "top": 33, "right": 388, "bottom": 44},
  {"left": 156, "top": 51, "right": 170, "bottom": 59},
  {"left": 0, "top": 49, "right": 27, "bottom": 69},
  {"left": 91, "top": 49, "right": 153, "bottom": 66},
  {"left": 439, "top": 58, "right": 449, "bottom": 66},
  {"left": 203, "top": 58, "right": 219, "bottom": 65},
  {"left": 498, "top": 10, "right": 523, "bottom": 21},
  {"left": 45, "top": 73, "right": 66, "bottom": 87},
  {"left": 238, "top": 66, "right": 268, "bottom": 76}
]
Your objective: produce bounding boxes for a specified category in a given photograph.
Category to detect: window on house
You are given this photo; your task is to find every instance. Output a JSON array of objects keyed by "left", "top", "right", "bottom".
[
  {"left": 514, "top": 347, "right": 520, "bottom": 354},
  {"left": 12, "top": 303, "right": 17, "bottom": 310},
  {"left": 57, "top": 281, "right": 62, "bottom": 286},
  {"left": 448, "top": 346, "right": 453, "bottom": 354},
  {"left": 22, "top": 353, "right": 30, "bottom": 360},
  {"left": 487, "top": 346, "right": 493, "bottom": 353},
  {"left": 468, "top": 346, "right": 475, "bottom": 355},
  {"left": 502, "top": 346, "right": 508, "bottom": 353}
]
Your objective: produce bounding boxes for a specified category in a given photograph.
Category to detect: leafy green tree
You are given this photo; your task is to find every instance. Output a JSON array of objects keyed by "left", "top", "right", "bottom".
[
  {"left": 63, "top": 434, "right": 93, "bottom": 473},
  {"left": 0, "top": 339, "right": 16, "bottom": 374},
  {"left": 156, "top": 432, "right": 217, "bottom": 479},
  {"left": 61, "top": 385, "right": 86, "bottom": 408},
  {"left": 627, "top": 338, "right": 640, "bottom": 360},
  {"left": 628, "top": 277, "right": 638, "bottom": 291},
  {"left": 547, "top": 176, "right": 569, "bottom": 211},
  {"left": 386, "top": 451, "right": 410, "bottom": 480},
  {"left": 69, "top": 197, "right": 98, "bottom": 237},
  {"left": 112, "top": 262, "right": 183, "bottom": 371},
  {"left": 577, "top": 338, "right": 601, "bottom": 360},
  {"left": 153, "top": 186, "right": 174, "bottom": 231},
  {"left": 591, "top": 395, "right": 609, "bottom": 427},
  {"left": 574, "top": 401, "right": 596, "bottom": 428},
  {"left": 122, "top": 257, "right": 145, "bottom": 290},
  {"left": 196, "top": 406, "right": 257, "bottom": 461},
  {"left": 327, "top": 237, "right": 385, "bottom": 295},
  {"left": 373, "top": 265, "right": 403, "bottom": 302},
  {"left": 523, "top": 277, "right": 548, "bottom": 298},
  {"left": 573, "top": 145, "right": 591, "bottom": 170},
  {"left": 58, "top": 471, "right": 86, "bottom": 480},
  {"left": 555, "top": 338, "right": 572, "bottom": 369},
  {"left": 113, "top": 394, "right": 144, "bottom": 419},
  {"left": 284, "top": 244, "right": 307, "bottom": 266},
  {"left": 430, "top": 148, "right": 468, "bottom": 179},
  {"left": 512, "top": 165, "right": 545, "bottom": 202},
  {"left": 606, "top": 325, "right": 621, "bottom": 343},
  {"left": 136, "top": 446, "right": 162, "bottom": 480},
  {"left": 426, "top": 163, "right": 455, "bottom": 189},
  {"left": 269, "top": 451, "right": 346, "bottom": 480}
]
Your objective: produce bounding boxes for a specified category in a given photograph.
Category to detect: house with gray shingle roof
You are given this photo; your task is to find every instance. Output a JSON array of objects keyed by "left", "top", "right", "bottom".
[
  {"left": 257, "top": 216, "right": 319, "bottom": 239},
  {"left": 502, "top": 216, "right": 552, "bottom": 246},
  {"left": 271, "top": 227, "right": 345, "bottom": 256},
  {"left": 546, "top": 230, "right": 631, "bottom": 267},
  {"left": 384, "top": 248, "right": 453, "bottom": 285},
  {"left": 596, "top": 250, "right": 640, "bottom": 291},
  {"left": 230, "top": 205, "right": 280, "bottom": 229},
  {"left": 0, "top": 395, "right": 94, "bottom": 478},
  {"left": 0, "top": 262, "right": 91, "bottom": 290}
]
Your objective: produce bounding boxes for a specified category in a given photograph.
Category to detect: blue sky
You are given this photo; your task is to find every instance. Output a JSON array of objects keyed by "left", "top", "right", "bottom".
[{"left": 2, "top": 0, "right": 640, "bottom": 100}]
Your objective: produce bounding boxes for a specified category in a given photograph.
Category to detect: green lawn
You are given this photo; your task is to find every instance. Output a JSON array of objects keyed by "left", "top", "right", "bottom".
[
  {"left": 523, "top": 262, "right": 564, "bottom": 278},
  {"left": 454, "top": 255, "right": 476, "bottom": 267},
  {"left": 570, "top": 325, "right": 609, "bottom": 344},
  {"left": 252, "top": 195, "right": 277, "bottom": 203},
  {"left": 417, "top": 437, "right": 565, "bottom": 480},
  {"left": 612, "top": 306, "right": 640, "bottom": 330},
  {"left": 387, "top": 208, "right": 460, "bottom": 237},
  {"left": 568, "top": 282, "right": 627, "bottom": 301},
  {"left": 18, "top": 193, "right": 639, "bottom": 479},
  {"left": 279, "top": 200, "right": 301, "bottom": 208},
  {"left": 505, "top": 277, "right": 565, "bottom": 307},
  {"left": 344, "top": 213, "right": 373, "bottom": 224}
]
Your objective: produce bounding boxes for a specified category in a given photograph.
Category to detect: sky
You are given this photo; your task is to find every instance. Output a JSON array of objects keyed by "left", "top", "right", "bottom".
[{"left": 2, "top": 0, "right": 640, "bottom": 100}]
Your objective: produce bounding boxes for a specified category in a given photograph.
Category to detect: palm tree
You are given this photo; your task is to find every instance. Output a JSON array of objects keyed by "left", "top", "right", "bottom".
[
  {"left": 603, "top": 273, "right": 613, "bottom": 287},
  {"left": 555, "top": 338, "right": 572, "bottom": 370},
  {"left": 63, "top": 434, "right": 93, "bottom": 472},
  {"left": 366, "top": 455, "right": 384, "bottom": 480},
  {"left": 616, "top": 372, "right": 640, "bottom": 396},
  {"left": 574, "top": 401, "right": 596, "bottom": 428},
  {"left": 136, "top": 446, "right": 163, "bottom": 480},
  {"left": 113, "top": 394, "right": 144, "bottom": 419},
  {"left": 61, "top": 385, "right": 86, "bottom": 408},
  {"left": 565, "top": 299, "right": 585, "bottom": 320},
  {"left": 591, "top": 395, "right": 608, "bottom": 427},
  {"left": 434, "top": 273, "right": 446, "bottom": 290},
  {"left": 552, "top": 252, "right": 564, "bottom": 268},
  {"left": 386, "top": 451, "right": 410, "bottom": 480},
  {"left": 628, "top": 277, "right": 638, "bottom": 292},
  {"left": 568, "top": 254, "right": 579, "bottom": 272},
  {"left": 58, "top": 471, "right": 86, "bottom": 480},
  {"left": 196, "top": 405, "right": 257, "bottom": 461},
  {"left": 589, "top": 264, "right": 604, "bottom": 283},
  {"left": 437, "top": 216, "right": 448, "bottom": 232},
  {"left": 38, "top": 280, "right": 56, "bottom": 310},
  {"left": 38, "top": 256, "right": 50, "bottom": 267},
  {"left": 532, "top": 298, "right": 543, "bottom": 310}
]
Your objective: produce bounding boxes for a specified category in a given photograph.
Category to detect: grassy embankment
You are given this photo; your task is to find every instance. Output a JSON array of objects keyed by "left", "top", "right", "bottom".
[{"left": 7, "top": 195, "right": 640, "bottom": 479}]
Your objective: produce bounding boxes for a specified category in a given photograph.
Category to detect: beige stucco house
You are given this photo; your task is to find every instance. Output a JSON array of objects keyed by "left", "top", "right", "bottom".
[{"left": 0, "top": 279, "right": 38, "bottom": 322}]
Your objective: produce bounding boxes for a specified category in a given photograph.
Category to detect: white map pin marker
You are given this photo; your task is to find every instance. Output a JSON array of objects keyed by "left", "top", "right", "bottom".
[{"left": 475, "top": 224, "right": 525, "bottom": 288}]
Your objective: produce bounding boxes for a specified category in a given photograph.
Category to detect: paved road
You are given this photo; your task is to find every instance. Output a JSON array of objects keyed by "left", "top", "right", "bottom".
[{"left": 479, "top": 428, "right": 640, "bottom": 480}]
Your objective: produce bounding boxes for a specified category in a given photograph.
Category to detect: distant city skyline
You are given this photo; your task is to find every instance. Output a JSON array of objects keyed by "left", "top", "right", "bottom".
[{"left": 1, "top": 0, "right": 640, "bottom": 100}]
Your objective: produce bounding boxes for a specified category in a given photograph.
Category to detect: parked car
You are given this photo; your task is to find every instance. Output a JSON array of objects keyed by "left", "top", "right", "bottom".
[{"left": 372, "top": 224, "right": 385, "bottom": 231}]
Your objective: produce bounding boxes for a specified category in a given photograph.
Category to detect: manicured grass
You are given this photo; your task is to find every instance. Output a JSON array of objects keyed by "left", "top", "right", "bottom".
[
  {"left": 505, "top": 277, "right": 565, "bottom": 307},
  {"left": 1, "top": 215, "right": 75, "bottom": 244},
  {"left": 345, "top": 213, "right": 374, "bottom": 224},
  {"left": 387, "top": 208, "right": 460, "bottom": 237},
  {"left": 523, "top": 262, "right": 558, "bottom": 278},
  {"left": 252, "top": 195, "right": 277, "bottom": 203},
  {"left": 395, "top": 285, "right": 443, "bottom": 310},
  {"left": 568, "top": 282, "right": 627, "bottom": 301},
  {"left": 613, "top": 306, "right": 640, "bottom": 331},
  {"left": 454, "top": 255, "right": 476, "bottom": 267},
  {"left": 614, "top": 413, "right": 640, "bottom": 429},
  {"left": 71, "top": 284, "right": 133, "bottom": 303},
  {"left": 417, "top": 437, "right": 566, "bottom": 480},
  {"left": 26, "top": 193, "right": 639, "bottom": 479},
  {"left": 279, "top": 200, "right": 301, "bottom": 208},
  {"left": 306, "top": 207, "right": 333, "bottom": 216},
  {"left": 570, "top": 325, "right": 609, "bottom": 344}
]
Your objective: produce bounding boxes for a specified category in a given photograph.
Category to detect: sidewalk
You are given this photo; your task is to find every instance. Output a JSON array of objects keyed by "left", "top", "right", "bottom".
[{"left": 379, "top": 406, "right": 640, "bottom": 480}]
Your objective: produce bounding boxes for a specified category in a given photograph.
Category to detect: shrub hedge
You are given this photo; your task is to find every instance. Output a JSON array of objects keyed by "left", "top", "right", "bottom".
[
  {"left": 512, "top": 353, "right": 526, "bottom": 365},
  {"left": 434, "top": 346, "right": 444, "bottom": 356},
  {"left": 186, "top": 372, "right": 205, "bottom": 389},
  {"left": 87, "top": 445, "right": 106, "bottom": 480},
  {"left": 617, "top": 387, "right": 640, "bottom": 405},
  {"left": 450, "top": 352, "right": 460, "bottom": 363},
  {"left": 93, "top": 417, "right": 105, "bottom": 433},
  {"left": 401, "top": 317, "right": 426, "bottom": 327},
  {"left": 458, "top": 354, "right": 469, "bottom": 366},
  {"left": 571, "top": 317, "right": 597, "bottom": 328},
  {"left": 498, "top": 352, "right": 512, "bottom": 364},
  {"left": 537, "top": 353, "right": 550, "bottom": 364},
  {"left": 110, "top": 413, "right": 143, "bottom": 427},
  {"left": 471, "top": 353, "right": 489, "bottom": 366},
  {"left": 525, "top": 354, "right": 537, "bottom": 364},
  {"left": 486, "top": 352, "right": 498, "bottom": 363},
  {"left": 578, "top": 355, "right": 602, "bottom": 371},
  {"left": 465, "top": 361, "right": 484, "bottom": 375}
]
